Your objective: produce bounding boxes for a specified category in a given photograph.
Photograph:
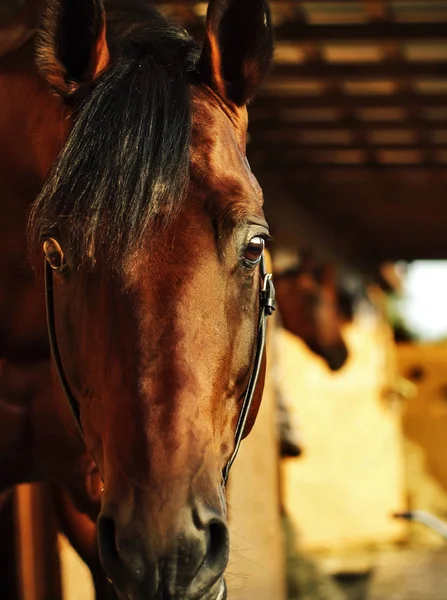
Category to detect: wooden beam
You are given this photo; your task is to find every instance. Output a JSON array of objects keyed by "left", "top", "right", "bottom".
[
  {"left": 248, "top": 147, "right": 439, "bottom": 166},
  {"left": 281, "top": 165, "right": 447, "bottom": 181},
  {"left": 250, "top": 93, "right": 447, "bottom": 110},
  {"left": 261, "top": 21, "right": 447, "bottom": 42},
  {"left": 14, "top": 484, "right": 61, "bottom": 600},
  {"left": 249, "top": 119, "right": 446, "bottom": 130},
  {"left": 249, "top": 121, "right": 440, "bottom": 136},
  {"left": 270, "top": 61, "right": 447, "bottom": 79},
  {"left": 249, "top": 137, "right": 438, "bottom": 150},
  {"left": 259, "top": 199, "right": 447, "bottom": 265}
]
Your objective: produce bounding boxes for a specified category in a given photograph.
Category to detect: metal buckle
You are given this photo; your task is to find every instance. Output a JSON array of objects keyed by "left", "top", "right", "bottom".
[{"left": 260, "top": 272, "right": 276, "bottom": 316}]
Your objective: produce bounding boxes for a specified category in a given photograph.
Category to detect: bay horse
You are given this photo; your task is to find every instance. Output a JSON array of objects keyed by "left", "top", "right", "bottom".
[
  {"left": 0, "top": 0, "right": 275, "bottom": 598},
  {"left": 274, "top": 256, "right": 350, "bottom": 372}
]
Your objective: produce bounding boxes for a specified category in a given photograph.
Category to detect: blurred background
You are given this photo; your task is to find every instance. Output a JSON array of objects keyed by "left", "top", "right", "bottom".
[{"left": 4, "top": 1, "right": 447, "bottom": 599}]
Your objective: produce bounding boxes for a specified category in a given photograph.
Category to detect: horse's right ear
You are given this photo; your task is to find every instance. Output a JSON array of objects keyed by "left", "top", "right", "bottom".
[{"left": 37, "top": 0, "right": 109, "bottom": 95}]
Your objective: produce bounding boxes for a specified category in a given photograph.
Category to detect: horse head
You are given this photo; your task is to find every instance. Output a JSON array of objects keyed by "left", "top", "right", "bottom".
[
  {"left": 275, "top": 256, "right": 349, "bottom": 371},
  {"left": 28, "top": 0, "right": 274, "bottom": 597}
]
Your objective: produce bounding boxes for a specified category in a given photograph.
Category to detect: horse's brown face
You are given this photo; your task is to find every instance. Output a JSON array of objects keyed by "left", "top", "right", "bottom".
[
  {"left": 48, "top": 92, "right": 268, "bottom": 598},
  {"left": 33, "top": 0, "right": 273, "bottom": 597},
  {"left": 275, "top": 263, "right": 349, "bottom": 371}
]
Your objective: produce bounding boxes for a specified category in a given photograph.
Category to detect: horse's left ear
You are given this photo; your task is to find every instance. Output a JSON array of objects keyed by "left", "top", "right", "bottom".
[
  {"left": 37, "top": 0, "right": 110, "bottom": 96},
  {"left": 198, "top": 0, "right": 274, "bottom": 107}
]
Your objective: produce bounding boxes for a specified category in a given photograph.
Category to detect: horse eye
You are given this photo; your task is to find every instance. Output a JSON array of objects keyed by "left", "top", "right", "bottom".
[
  {"left": 43, "top": 238, "right": 66, "bottom": 271},
  {"left": 243, "top": 236, "right": 265, "bottom": 265}
]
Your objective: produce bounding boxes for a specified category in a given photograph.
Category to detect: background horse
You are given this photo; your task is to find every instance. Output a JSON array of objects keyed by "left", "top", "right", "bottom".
[
  {"left": 0, "top": 0, "right": 274, "bottom": 598},
  {"left": 274, "top": 255, "right": 352, "bottom": 372},
  {"left": 272, "top": 252, "right": 356, "bottom": 457}
]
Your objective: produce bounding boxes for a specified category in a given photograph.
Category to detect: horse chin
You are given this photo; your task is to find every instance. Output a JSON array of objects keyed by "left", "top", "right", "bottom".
[
  {"left": 198, "top": 579, "right": 227, "bottom": 600},
  {"left": 190, "top": 579, "right": 227, "bottom": 600},
  {"left": 215, "top": 579, "right": 227, "bottom": 600},
  {"left": 114, "top": 578, "right": 226, "bottom": 600}
]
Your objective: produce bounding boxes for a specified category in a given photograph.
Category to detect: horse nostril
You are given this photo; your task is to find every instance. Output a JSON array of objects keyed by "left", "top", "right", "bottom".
[
  {"left": 326, "top": 345, "right": 348, "bottom": 371},
  {"left": 97, "top": 515, "right": 120, "bottom": 573},
  {"left": 97, "top": 515, "right": 147, "bottom": 586},
  {"left": 206, "top": 519, "right": 229, "bottom": 574}
]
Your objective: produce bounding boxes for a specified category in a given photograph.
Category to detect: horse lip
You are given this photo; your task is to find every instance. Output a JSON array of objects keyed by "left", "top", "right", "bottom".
[
  {"left": 216, "top": 580, "right": 226, "bottom": 600},
  {"left": 114, "top": 579, "right": 226, "bottom": 600}
]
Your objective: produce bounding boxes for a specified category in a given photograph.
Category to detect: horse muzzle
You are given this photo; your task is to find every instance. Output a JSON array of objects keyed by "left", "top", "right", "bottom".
[
  {"left": 108, "top": 577, "right": 226, "bottom": 600},
  {"left": 97, "top": 502, "right": 229, "bottom": 600}
]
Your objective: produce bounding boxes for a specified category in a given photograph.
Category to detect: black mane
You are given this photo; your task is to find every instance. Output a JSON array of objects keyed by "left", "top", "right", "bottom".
[{"left": 29, "top": 0, "right": 200, "bottom": 262}]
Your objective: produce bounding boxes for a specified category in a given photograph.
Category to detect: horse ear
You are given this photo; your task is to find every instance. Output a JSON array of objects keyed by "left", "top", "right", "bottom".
[
  {"left": 198, "top": 0, "right": 274, "bottom": 107},
  {"left": 37, "top": 0, "right": 109, "bottom": 95}
]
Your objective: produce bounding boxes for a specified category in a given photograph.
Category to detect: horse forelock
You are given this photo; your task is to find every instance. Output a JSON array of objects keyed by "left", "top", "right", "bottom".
[{"left": 28, "top": 1, "right": 202, "bottom": 265}]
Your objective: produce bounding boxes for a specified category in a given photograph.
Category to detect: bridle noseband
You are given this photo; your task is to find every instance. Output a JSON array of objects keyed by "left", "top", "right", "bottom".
[{"left": 44, "top": 253, "right": 275, "bottom": 483}]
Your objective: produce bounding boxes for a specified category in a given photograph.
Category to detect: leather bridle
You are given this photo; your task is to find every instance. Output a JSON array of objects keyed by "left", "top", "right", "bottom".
[
  {"left": 222, "top": 255, "right": 275, "bottom": 483},
  {"left": 44, "top": 252, "right": 275, "bottom": 483},
  {"left": 45, "top": 260, "right": 84, "bottom": 438}
]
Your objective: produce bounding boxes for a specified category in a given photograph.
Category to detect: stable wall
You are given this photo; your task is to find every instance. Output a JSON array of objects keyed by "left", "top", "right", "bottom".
[
  {"left": 281, "top": 300, "right": 407, "bottom": 556},
  {"left": 227, "top": 310, "right": 285, "bottom": 600},
  {"left": 397, "top": 343, "right": 447, "bottom": 545}
]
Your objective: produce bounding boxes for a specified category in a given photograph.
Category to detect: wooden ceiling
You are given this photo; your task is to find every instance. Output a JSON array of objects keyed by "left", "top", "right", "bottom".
[{"left": 156, "top": 1, "right": 447, "bottom": 267}]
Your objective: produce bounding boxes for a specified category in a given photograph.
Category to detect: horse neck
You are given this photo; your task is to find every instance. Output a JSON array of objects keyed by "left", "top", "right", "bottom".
[
  {"left": 0, "top": 0, "right": 43, "bottom": 58},
  {"left": 0, "top": 43, "right": 84, "bottom": 487},
  {"left": 0, "top": 0, "right": 25, "bottom": 21},
  {"left": 0, "top": 40, "right": 68, "bottom": 355},
  {"left": 0, "top": 39, "right": 68, "bottom": 184}
]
